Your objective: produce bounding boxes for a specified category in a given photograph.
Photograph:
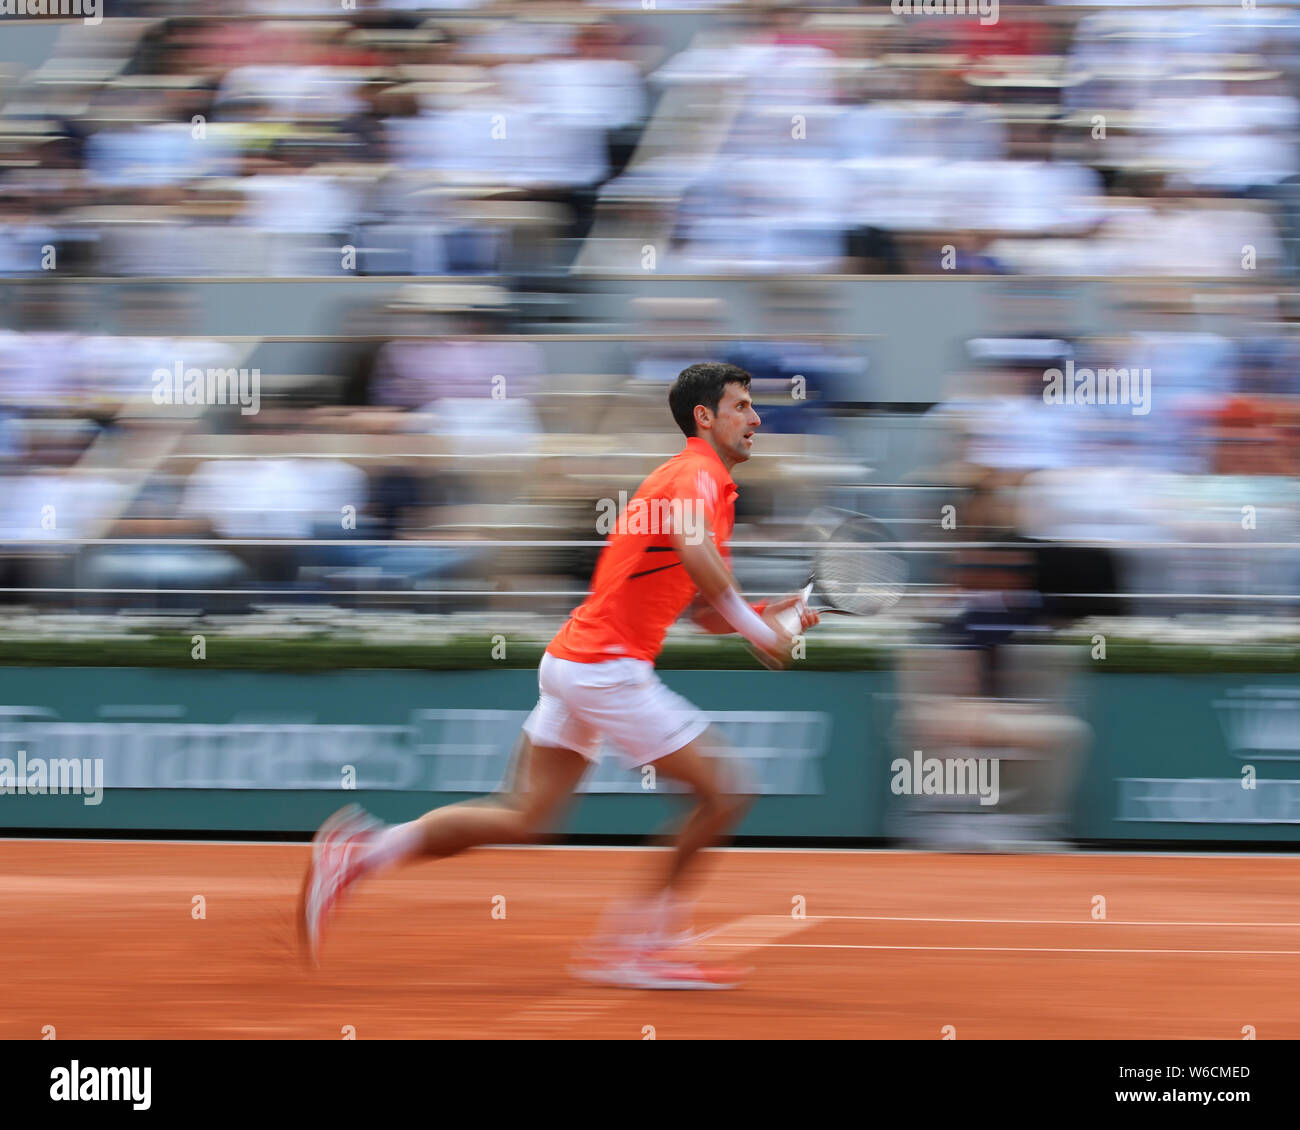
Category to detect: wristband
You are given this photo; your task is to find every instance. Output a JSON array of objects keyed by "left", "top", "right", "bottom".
[{"left": 710, "top": 587, "right": 779, "bottom": 651}]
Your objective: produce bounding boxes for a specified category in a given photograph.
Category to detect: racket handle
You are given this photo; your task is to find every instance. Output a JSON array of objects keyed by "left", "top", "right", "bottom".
[{"left": 775, "top": 583, "right": 814, "bottom": 637}]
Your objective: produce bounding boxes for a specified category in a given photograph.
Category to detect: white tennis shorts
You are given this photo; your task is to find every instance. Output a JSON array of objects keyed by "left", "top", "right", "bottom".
[{"left": 522, "top": 652, "right": 710, "bottom": 766}]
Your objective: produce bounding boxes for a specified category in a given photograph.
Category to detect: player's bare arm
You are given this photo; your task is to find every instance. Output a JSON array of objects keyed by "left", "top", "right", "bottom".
[
  {"left": 671, "top": 515, "right": 818, "bottom": 665},
  {"left": 669, "top": 377, "right": 818, "bottom": 657},
  {"left": 689, "top": 590, "right": 818, "bottom": 638}
]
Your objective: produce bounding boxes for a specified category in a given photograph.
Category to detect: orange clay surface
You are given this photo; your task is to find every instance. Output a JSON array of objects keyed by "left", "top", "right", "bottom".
[{"left": 2, "top": 840, "right": 1298, "bottom": 1039}]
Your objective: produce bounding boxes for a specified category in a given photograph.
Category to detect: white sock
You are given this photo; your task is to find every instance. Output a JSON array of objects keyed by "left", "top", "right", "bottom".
[
  {"left": 649, "top": 890, "right": 694, "bottom": 938},
  {"left": 595, "top": 897, "right": 657, "bottom": 947},
  {"left": 359, "top": 819, "right": 426, "bottom": 877},
  {"left": 614, "top": 891, "right": 691, "bottom": 942}
]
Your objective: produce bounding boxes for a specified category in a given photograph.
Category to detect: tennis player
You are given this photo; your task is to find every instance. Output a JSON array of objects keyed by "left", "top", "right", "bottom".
[{"left": 300, "top": 362, "right": 817, "bottom": 989}]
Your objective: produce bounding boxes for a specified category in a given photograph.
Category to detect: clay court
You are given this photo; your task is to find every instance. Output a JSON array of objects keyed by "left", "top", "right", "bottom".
[{"left": 4, "top": 840, "right": 1298, "bottom": 1040}]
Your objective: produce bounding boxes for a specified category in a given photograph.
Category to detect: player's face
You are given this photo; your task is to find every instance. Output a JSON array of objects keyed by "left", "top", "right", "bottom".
[{"left": 711, "top": 382, "right": 761, "bottom": 464}]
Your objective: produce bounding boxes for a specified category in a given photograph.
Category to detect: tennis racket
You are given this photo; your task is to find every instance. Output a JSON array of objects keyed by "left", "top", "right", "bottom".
[{"left": 754, "top": 508, "right": 909, "bottom": 666}]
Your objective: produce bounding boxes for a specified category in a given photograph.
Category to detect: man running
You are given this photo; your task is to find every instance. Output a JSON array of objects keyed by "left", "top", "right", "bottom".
[{"left": 300, "top": 361, "right": 817, "bottom": 989}]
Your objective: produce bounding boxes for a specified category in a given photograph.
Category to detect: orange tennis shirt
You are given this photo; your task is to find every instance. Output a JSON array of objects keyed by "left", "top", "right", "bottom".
[{"left": 548, "top": 436, "right": 739, "bottom": 665}]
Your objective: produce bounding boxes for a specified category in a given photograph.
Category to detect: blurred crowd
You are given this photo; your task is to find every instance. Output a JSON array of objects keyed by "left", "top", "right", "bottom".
[
  {"left": 2, "top": 4, "right": 1300, "bottom": 277},
  {"left": 0, "top": 278, "right": 867, "bottom": 609},
  {"left": 917, "top": 287, "right": 1300, "bottom": 617},
  {"left": 0, "top": 4, "right": 1297, "bottom": 630},
  {"left": 0, "top": 272, "right": 1297, "bottom": 621}
]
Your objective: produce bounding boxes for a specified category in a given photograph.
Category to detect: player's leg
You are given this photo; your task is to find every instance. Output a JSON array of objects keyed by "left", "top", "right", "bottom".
[
  {"left": 561, "top": 661, "right": 752, "bottom": 895},
  {"left": 388, "top": 738, "right": 589, "bottom": 861},
  {"left": 591, "top": 731, "right": 750, "bottom": 952},
  {"left": 332, "top": 733, "right": 588, "bottom": 874},
  {"left": 301, "top": 655, "right": 601, "bottom": 964},
  {"left": 569, "top": 664, "right": 754, "bottom": 985},
  {"left": 300, "top": 736, "right": 588, "bottom": 965},
  {"left": 647, "top": 730, "right": 752, "bottom": 896},
  {"left": 574, "top": 732, "right": 753, "bottom": 990}
]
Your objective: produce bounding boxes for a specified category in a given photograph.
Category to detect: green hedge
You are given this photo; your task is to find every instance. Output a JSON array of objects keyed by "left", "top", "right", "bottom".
[{"left": 0, "top": 634, "right": 1297, "bottom": 673}]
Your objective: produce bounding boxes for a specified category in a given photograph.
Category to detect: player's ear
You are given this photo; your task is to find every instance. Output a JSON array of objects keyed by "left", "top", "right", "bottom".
[{"left": 693, "top": 403, "right": 712, "bottom": 432}]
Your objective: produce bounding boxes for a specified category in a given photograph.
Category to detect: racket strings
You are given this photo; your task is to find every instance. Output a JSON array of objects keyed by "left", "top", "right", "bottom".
[{"left": 814, "top": 522, "right": 908, "bottom": 615}]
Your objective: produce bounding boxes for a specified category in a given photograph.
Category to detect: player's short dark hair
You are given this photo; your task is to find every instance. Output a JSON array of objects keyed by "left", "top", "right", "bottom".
[{"left": 669, "top": 362, "right": 752, "bottom": 438}]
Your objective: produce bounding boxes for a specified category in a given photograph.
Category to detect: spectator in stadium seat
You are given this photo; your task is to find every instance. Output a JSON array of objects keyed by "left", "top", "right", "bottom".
[{"left": 371, "top": 332, "right": 543, "bottom": 415}]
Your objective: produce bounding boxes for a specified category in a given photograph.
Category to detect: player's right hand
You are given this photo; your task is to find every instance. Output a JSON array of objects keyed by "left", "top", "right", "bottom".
[
  {"left": 768, "top": 592, "right": 820, "bottom": 635},
  {"left": 755, "top": 596, "right": 810, "bottom": 669}
]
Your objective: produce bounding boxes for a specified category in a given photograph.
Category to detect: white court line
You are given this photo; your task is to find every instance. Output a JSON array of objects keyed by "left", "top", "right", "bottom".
[
  {"left": 502, "top": 994, "right": 619, "bottom": 1031},
  {"left": 683, "top": 913, "right": 818, "bottom": 957},
  {"left": 814, "top": 914, "right": 1300, "bottom": 928},
  {"left": 705, "top": 942, "right": 1300, "bottom": 956},
  {"left": 2, "top": 839, "right": 1300, "bottom": 861}
]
